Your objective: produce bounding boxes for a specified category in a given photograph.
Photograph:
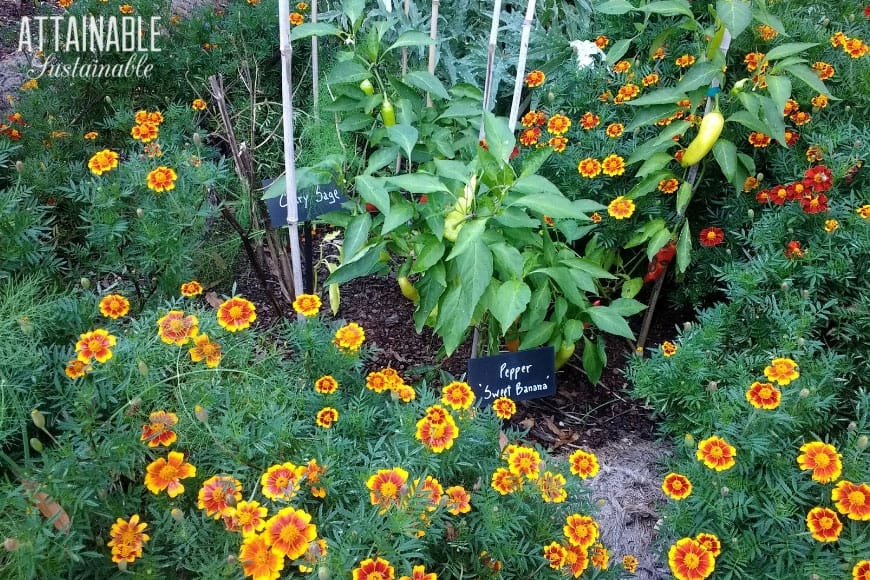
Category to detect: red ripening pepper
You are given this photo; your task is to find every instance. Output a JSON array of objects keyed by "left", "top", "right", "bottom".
[{"left": 644, "top": 241, "right": 676, "bottom": 283}]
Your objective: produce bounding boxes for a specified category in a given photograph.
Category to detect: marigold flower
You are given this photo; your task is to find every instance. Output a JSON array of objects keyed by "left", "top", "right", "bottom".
[
  {"left": 398, "top": 565, "right": 436, "bottom": 580},
  {"left": 367, "top": 467, "right": 409, "bottom": 511},
  {"left": 107, "top": 514, "right": 150, "bottom": 564},
  {"left": 668, "top": 537, "right": 715, "bottom": 580},
  {"left": 75, "top": 328, "right": 117, "bottom": 363},
  {"left": 83, "top": 131, "right": 98, "bottom": 140},
  {"left": 800, "top": 194, "right": 828, "bottom": 215},
  {"left": 605, "top": 123, "right": 624, "bottom": 139},
  {"left": 179, "top": 281, "right": 203, "bottom": 297},
  {"left": 412, "top": 475, "right": 443, "bottom": 511},
  {"left": 415, "top": 414, "right": 459, "bottom": 453},
  {"left": 547, "top": 114, "right": 571, "bottom": 135},
  {"left": 853, "top": 560, "right": 870, "bottom": 580},
  {"left": 131, "top": 122, "right": 159, "bottom": 143},
  {"left": 790, "top": 111, "right": 811, "bottom": 126},
  {"left": 797, "top": 441, "right": 842, "bottom": 483},
  {"left": 144, "top": 451, "right": 196, "bottom": 498},
  {"left": 743, "top": 176, "right": 759, "bottom": 192},
  {"left": 696, "top": 435, "right": 736, "bottom": 471},
  {"left": 803, "top": 165, "right": 834, "bottom": 193},
  {"left": 748, "top": 132, "right": 771, "bottom": 148},
  {"left": 521, "top": 110, "right": 544, "bottom": 127},
  {"left": 811, "top": 94, "right": 828, "bottom": 109},
  {"left": 844, "top": 38, "right": 869, "bottom": 58},
  {"left": 806, "top": 506, "right": 842, "bottom": 542},
  {"left": 569, "top": 448, "right": 599, "bottom": 478},
  {"left": 226, "top": 500, "right": 268, "bottom": 537},
  {"left": 263, "top": 507, "right": 316, "bottom": 559},
  {"left": 366, "top": 370, "right": 389, "bottom": 393},
  {"left": 745, "top": 381, "right": 780, "bottom": 410},
  {"left": 492, "top": 396, "right": 516, "bottom": 419},
  {"left": 769, "top": 184, "right": 789, "bottom": 206},
  {"left": 578, "top": 157, "right": 602, "bottom": 178},
  {"left": 594, "top": 35, "right": 609, "bottom": 49},
  {"left": 157, "top": 310, "right": 199, "bottom": 346},
  {"left": 508, "top": 445, "right": 542, "bottom": 480},
  {"left": 537, "top": 470, "right": 568, "bottom": 503},
  {"left": 591, "top": 212, "right": 602, "bottom": 223},
  {"left": 442, "top": 381, "right": 474, "bottom": 410},
  {"left": 812, "top": 61, "right": 835, "bottom": 80},
  {"left": 699, "top": 227, "right": 724, "bottom": 247},
  {"left": 444, "top": 485, "right": 471, "bottom": 515},
  {"left": 662, "top": 473, "right": 692, "bottom": 500},
  {"left": 315, "top": 407, "right": 338, "bottom": 428},
  {"left": 544, "top": 541, "right": 568, "bottom": 568},
  {"left": 658, "top": 178, "right": 679, "bottom": 194},
  {"left": 192, "top": 98, "right": 207, "bottom": 111},
  {"left": 519, "top": 127, "right": 541, "bottom": 146},
  {"left": 858, "top": 205, "right": 870, "bottom": 219},
  {"left": 199, "top": 475, "right": 243, "bottom": 518},
  {"left": 334, "top": 322, "right": 365, "bottom": 351},
  {"left": 96, "top": 295, "right": 129, "bottom": 320},
  {"left": 525, "top": 70, "right": 545, "bottom": 88},
  {"left": 642, "top": 72, "right": 659, "bottom": 87},
  {"left": 824, "top": 219, "right": 839, "bottom": 233},
  {"left": 756, "top": 24, "right": 778, "bottom": 40},
  {"left": 564, "top": 513, "right": 599, "bottom": 549},
  {"left": 216, "top": 296, "right": 256, "bottom": 332},
  {"left": 831, "top": 480, "right": 870, "bottom": 521},
  {"left": 140, "top": 411, "right": 178, "bottom": 447},
  {"left": 784, "top": 129, "right": 800, "bottom": 147},
  {"left": 744, "top": 52, "right": 766, "bottom": 72},
  {"left": 607, "top": 196, "right": 635, "bottom": 219},
  {"left": 831, "top": 31, "right": 849, "bottom": 48},
  {"left": 591, "top": 543, "right": 609, "bottom": 570},
  {"left": 88, "top": 149, "right": 119, "bottom": 176},
  {"left": 617, "top": 83, "right": 640, "bottom": 101},
  {"left": 675, "top": 54, "right": 696, "bottom": 67},
  {"left": 652, "top": 46, "right": 666, "bottom": 60},
  {"left": 764, "top": 357, "right": 799, "bottom": 385},
  {"left": 292, "top": 293, "right": 321, "bottom": 317},
  {"left": 353, "top": 557, "right": 395, "bottom": 580},
  {"left": 289, "top": 12, "right": 304, "bottom": 25},
  {"left": 491, "top": 466, "right": 522, "bottom": 495},
  {"left": 146, "top": 166, "right": 177, "bottom": 193},
  {"left": 695, "top": 533, "right": 721, "bottom": 557},
  {"left": 623, "top": 554, "right": 639, "bottom": 573},
  {"left": 612, "top": 59, "right": 631, "bottom": 73},
  {"left": 314, "top": 375, "right": 338, "bottom": 394},
  {"left": 661, "top": 341, "right": 678, "bottom": 356},
  {"left": 261, "top": 462, "right": 305, "bottom": 501},
  {"left": 65, "top": 358, "right": 91, "bottom": 379},
  {"left": 19, "top": 79, "right": 37, "bottom": 91},
  {"left": 548, "top": 136, "right": 568, "bottom": 153},
  {"left": 188, "top": 334, "right": 222, "bottom": 368},
  {"left": 239, "top": 533, "right": 284, "bottom": 580},
  {"left": 120, "top": 4, "right": 134, "bottom": 14}
]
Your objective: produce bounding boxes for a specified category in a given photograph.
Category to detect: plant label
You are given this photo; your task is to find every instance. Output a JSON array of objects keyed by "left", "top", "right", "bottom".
[
  {"left": 263, "top": 180, "right": 348, "bottom": 226},
  {"left": 468, "top": 347, "right": 556, "bottom": 407}
]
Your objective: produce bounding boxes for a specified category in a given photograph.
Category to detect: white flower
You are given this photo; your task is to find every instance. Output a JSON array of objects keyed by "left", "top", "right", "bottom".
[{"left": 569, "top": 40, "right": 606, "bottom": 70}]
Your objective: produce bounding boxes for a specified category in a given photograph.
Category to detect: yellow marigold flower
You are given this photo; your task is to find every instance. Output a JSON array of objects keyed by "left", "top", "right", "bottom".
[
  {"left": 525, "top": 70, "right": 545, "bottom": 88},
  {"left": 83, "top": 131, "right": 98, "bottom": 140},
  {"left": 445, "top": 485, "right": 471, "bottom": 514},
  {"left": 844, "top": 38, "right": 869, "bottom": 58},
  {"left": 415, "top": 412, "right": 459, "bottom": 453},
  {"left": 830, "top": 31, "right": 848, "bottom": 48},
  {"left": 315, "top": 407, "right": 338, "bottom": 428},
  {"left": 675, "top": 54, "right": 696, "bottom": 67},
  {"left": 333, "top": 322, "right": 365, "bottom": 351},
  {"left": 590, "top": 212, "right": 602, "bottom": 223},
  {"left": 831, "top": 480, "right": 870, "bottom": 521},
  {"left": 240, "top": 533, "right": 284, "bottom": 580},
  {"left": 120, "top": 4, "right": 134, "bottom": 14},
  {"left": 601, "top": 154, "right": 625, "bottom": 177},
  {"left": 144, "top": 451, "right": 196, "bottom": 498},
  {"left": 806, "top": 507, "right": 842, "bottom": 542},
  {"left": 790, "top": 111, "right": 812, "bottom": 126},
  {"left": 20, "top": 79, "right": 38, "bottom": 91},
  {"left": 107, "top": 514, "right": 149, "bottom": 564},
  {"left": 591, "top": 543, "right": 609, "bottom": 570},
  {"left": 607, "top": 196, "right": 635, "bottom": 219},
  {"left": 99, "top": 294, "right": 130, "bottom": 319},
  {"left": 695, "top": 533, "right": 721, "bottom": 557},
  {"left": 652, "top": 47, "right": 666, "bottom": 60},
  {"left": 756, "top": 24, "right": 778, "bottom": 41},
  {"left": 157, "top": 310, "right": 199, "bottom": 346},
  {"left": 568, "top": 448, "right": 599, "bottom": 478},
  {"left": 612, "top": 60, "right": 631, "bottom": 73},
  {"left": 88, "top": 149, "right": 119, "bottom": 176},
  {"left": 289, "top": 12, "right": 304, "bottom": 25},
  {"left": 745, "top": 381, "right": 781, "bottom": 409},
  {"left": 547, "top": 113, "right": 571, "bottom": 135},
  {"left": 441, "top": 381, "right": 474, "bottom": 410},
  {"left": 623, "top": 555, "right": 639, "bottom": 573},
  {"left": 217, "top": 296, "right": 257, "bottom": 332},
  {"left": 508, "top": 446, "right": 541, "bottom": 480},
  {"left": 192, "top": 98, "right": 207, "bottom": 111},
  {"left": 65, "top": 358, "right": 91, "bottom": 379},
  {"left": 658, "top": 178, "right": 679, "bottom": 194},
  {"left": 748, "top": 132, "right": 771, "bottom": 147},
  {"left": 578, "top": 157, "right": 601, "bottom": 178},
  {"left": 811, "top": 94, "right": 828, "bottom": 109},
  {"left": 797, "top": 441, "right": 842, "bottom": 483},
  {"left": 812, "top": 61, "right": 835, "bottom": 80},
  {"left": 857, "top": 204, "right": 870, "bottom": 219},
  {"left": 131, "top": 122, "right": 159, "bottom": 143},
  {"left": 544, "top": 541, "right": 568, "bottom": 568},
  {"left": 696, "top": 435, "right": 736, "bottom": 471},
  {"left": 668, "top": 537, "right": 715, "bottom": 580},
  {"left": 180, "top": 280, "right": 203, "bottom": 297},
  {"left": 743, "top": 176, "right": 759, "bottom": 192},
  {"left": 292, "top": 293, "right": 321, "bottom": 317},
  {"left": 189, "top": 334, "right": 222, "bottom": 367},
  {"left": 260, "top": 463, "right": 303, "bottom": 502},
  {"left": 366, "top": 467, "right": 409, "bottom": 511},
  {"left": 492, "top": 396, "right": 516, "bottom": 419},
  {"left": 264, "top": 507, "right": 317, "bottom": 560},
  {"left": 564, "top": 513, "right": 599, "bottom": 549},
  {"left": 824, "top": 219, "right": 839, "bottom": 233},
  {"left": 548, "top": 136, "right": 568, "bottom": 153},
  {"left": 662, "top": 473, "right": 692, "bottom": 500},
  {"left": 763, "top": 357, "right": 799, "bottom": 385},
  {"left": 594, "top": 35, "right": 609, "bottom": 49},
  {"left": 76, "top": 328, "right": 117, "bottom": 363},
  {"left": 353, "top": 558, "right": 395, "bottom": 580},
  {"left": 314, "top": 375, "right": 338, "bottom": 394},
  {"left": 146, "top": 166, "right": 178, "bottom": 193},
  {"left": 140, "top": 410, "right": 178, "bottom": 448},
  {"left": 642, "top": 72, "right": 659, "bottom": 87},
  {"left": 491, "top": 466, "right": 522, "bottom": 495},
  {"left": 537, "top": 471, "right": 567, "bottom": 503},
  {"left": 605, "top": 122, "right": 624, "bottom": 138}
]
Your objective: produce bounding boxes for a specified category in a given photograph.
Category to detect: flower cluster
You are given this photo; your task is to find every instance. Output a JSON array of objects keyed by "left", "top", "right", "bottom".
[
  {"left": 416, "top": 404, "right": 459, "bottom": 453},
  {"left": 830, "top": 30, "right": 869, "bottom": 58},
  {"left": 542, "top": 512, "right": 606, "bottom": 576},
  {"left": 107, "top": 514, "right": 150, "bottom": 564},
  {"left": 755, "top": 165, "right": 833, "bottom": 215},
  {"left": 668, "top": 535, "right": 718, "bottom": 580}
]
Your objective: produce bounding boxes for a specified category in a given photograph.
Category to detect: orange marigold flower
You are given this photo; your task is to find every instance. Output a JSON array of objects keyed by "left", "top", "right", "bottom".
[
  {"left": 612, "top": 60, "right": 631, "bottom": 73},
  {"left": 227, "top": 500, "right": 267, "bottom": 536},
  {"left": 601, "top": 154, "right": 625, "bottom": 177},
  {"left": 398, "top": 565, "right": 436, "bottom": 580},
  {"left": 565, "top": 543, "right": 590, "bottom": 576},
  {"left": 790, "top": 111, "right": 812, "bottom": 126},
  {"left": 189, "top": 334, "right": 222, "bottom": 368},
  {"left": 314, "top": 375, "right": 338, "bottom": 394},
  {"left": 144, "top": 451, "right": 196, "bottom": 498},
  {"left": 140, "top": 411, "right": 178, "bottom": 448},
  {"left": 65, "top": 358, "right": 91, "bottom": 379},
  {"left": 844, "top": 38, "right": 869, "bottom": 58},
  {"left": 784, "top": 129, "right": 800, "bottom": 146},
  {"left": 549, "top": 136, "right": 568, "bottom": 153},
  {"left": 146, "top": 166, "right": 177, "bottom": 193},
  {"left": 88, "top": 149, "right": 119, "bottom": 176},
  {"left": 366, "top": 370, "right": 389, "bottom": 393},
  {"left": 607, "top": 196, "right": 635, "bottom": 219},
  {"left": 695, "top": 533, "right": 721, "bottom": 557},
  {"left": 415, "top": 414, "right": 459, "bottom": 453},
  {"left": 591, "top": 543, "right": 609, "bottom": 570},
  {"left": 811, "top": 94, "right": 828, "bottom": 109},
  {"left": 661, "top": 341, "right": 678, "bottom": 356},
  {"left": 131, "top": 122, "right": 158, "bottom": 143},
  {"left": 748, "top": 132, "right": 771, "bottom": 147},
  {"left": 594, "top": 35, "right": 609, "bottom": 49},
  {"left": 98, "top": 294, "right": 130, "bottom": 319},
  {"left": 662, "top": 473, "right": 692, "bottom": 500},
  {"left": 658, "top": 178, "right": 679, "bottom": 194},
  {"left": 413, "top": 475, "right": 443, "bottom": 510},
  {"left": 812, "top": 61, "right": 835, "bottom": 80},
  {"left": 852, "top": 561, "right": 870, "bottom": 580},
  {"left": 199, "top": 475, "right": 243, "bottom": 518},
  {"left": 537, "top": 470, "right": 568, "bottom": 503},
  {"left": 591, "top": 212, "right": 602, "bottom": 223},
  {"left": 76, "top": 328, "right": 117, "bottom": 363},
  {"left": 675, "top": 54, "right": 696, "bottom": 67},
  {"left": 261, "top": 462, "right": 305, "bottom": 501},
  {"left": 521, "top": 110, "right": 546, "bottom": 127},
  {"left": 264, "top": 507, "right": 316, "bottom": 559},
  {"left": 744, "top": 52, "right": 766, "bottom": 72},
  {"left": 764, "top": 357, "right": 799, "bottom": 385},
  {"left": 84, "top": 131, "right": 98, "bottom": 140},
  {"left": 544, "top": 541, "right": 568, "bottom": 568},
  {"left": 157, "top": 310, "right": 199, "bottom": 346},
  {"left": 743, "top": 176, "right": 759, "bottom": 192},
  {"left": 147, "top": 111, "right": 164, "bottom": 126},
  {"left": 564, "top": 513, "right": 599, "bottom": 549},
  {"left": 578, "top": 157, "right": 602, "bottom": 178},
  {"left": 180, "top": 281, "right": 203, "bottom": 297},
  {"left": 599, "top": 90, "right": 612, "bottom": 102},
  {"left": 617, "top": 83, "right": 640, "bottom": 101},
  {"left": 508, "top": 445, "right": 542, "bottom": 480},
  {"left": 857, "top": 204, "right": 870, "bottom": 219},
  {"left": 353, "top": 557, "right": 395, "bottom": 580},
  {"left": 334, "top": 322, "right": 365, "bottom": 351},
  {"left": 315, "top": 407, "right": 338, "bottom": 428},
  {"left": 832, "top": 480, "right": 870, "bottom": 521},
  {"left": 824, "top": 219, "right": 839, "bottom": 233},
  {"left": 798, "top": 441, "right": 842, "bottom": 483},
  {"left": 107, "top": 514, "right": 150, "bottom": 564},
  {"left": 442, "top": 381, "right": 474, "bottom": 410},
  {"left": 699, "top": 227, "right": 724, "bottom": 247},
  {"left": 577, "top": 112, "right": 598, "bottom": 131},
  {"left": 696, "top": 435, "right": 736, "bottom": 471},
  {"left": 367, "top": 467, "right": 409, "bottom": 511},
  {"left": 491, "top": 466, "right": 522, "bottom": 495},
  {"left": 217, "top": 296, "right": 256, "bottom": 332},
  {"left": 669, "top": 537, "right": 715, "bottom": 580},
  {"left": 547, "top": 113, "right": 572, "bottom": 135},
  {"left": 642, "top": 72, "right": 659, "bottom": 87},
  {"left": 239, "top": 533, "right": 284, "bottom": 580},
  {"left": 831, "top": 31, "right": 848, "bottom": 48},
  {"left": 806, "top": 506, "right": 842, "bottom": 542},
  {"left": 652, "top": 47, "right": 666, "bottom": 60},
  {"left": 192, "top": 98, "right": 207, "bottom": 111},
  {"left": 492, "top": 396, "right": 516, "bottom": 419},
  {"left": 519, "top": 127, "right": 541, "bottom": 146},
  {"left": 756, "top": 24, "right": 778, "bottom": 40},
  {"left": 745, "top": 381, "right": 780, "bottom": 409},
  {"left": 605, "top": 123, "right": 624, "bottom": 138},
  {"left": 782, "top": 98, "right": 800, "bottom": 116},
  {"left": 120, "top": 4, "right": 134, "bottom": 14},
  {"left": 525, "top": 70, "right": 545, "bottom": 88},
  {"left": 289, "top": 12, "right": 304, "bottom": 25},
  {"left": 623, "top": 555, "right": 639, "bottom": 573},
  {"left": 292, "top": 293, "right": 321, "bottom": 317},
  {"left": 445, "top": 485, "right": 471, "bottom": 515},
  {"left": 568, "top": 448, "right": 599, "bottom": 478}
]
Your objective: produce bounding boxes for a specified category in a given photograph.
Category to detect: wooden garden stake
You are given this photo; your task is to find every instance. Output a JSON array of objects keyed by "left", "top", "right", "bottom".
[
  {"left": 278, "top": 0, "right": 306, "bottom": 316},
  {"left": 401, "top": 0, "right": 411, "bottom": 76},
  {"left": 507, "top": 0, "right": 536, "bottom": 132},
  {"left": 478, "top": 0, "right": 502, "bottom": 140},
  {"left": 426, "top": 0, "right": 440, "bottom": 108},
  {"left": 311, "top": 0, "right": 319, "bottom": 116}
]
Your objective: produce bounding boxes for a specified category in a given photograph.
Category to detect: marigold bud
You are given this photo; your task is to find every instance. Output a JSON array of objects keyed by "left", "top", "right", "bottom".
[
  {"left": 127, "top": 398, "right": 142, "bottom": 416},
  {"left": 117, "top": 561, "right": 127, "bottom": 572},
  {"left": 194, "top": 405, "right": 208, "bottom": 422},
  {"left": 104, "top": 95, "right": 112, "bottom": 104},
  {"left": 797, "top": 337, "right": 805, "bottom": 346},
  {"left": 226, "top": 555, "right": 237, "bottom": 565},
  {"left": 193, "top": 132, "right": 202, "bottom": 146},
  {"left": 30, "top": 409, "right": 46, "bottom": 430},
  {"left": 171, "top": 508, "right": 184, "bottom": 521},
  {"left": 799, "top": 388, "right": 810, "bottom": 398},
  {"left": 318, "top": 566, "right": 332, "bottom": 580},
  {"left": 781, "top": 281, "right": 791, "bottom": 290},
  {"left": 80, "top": 277, "right": 91, "bottom": 289},
  {"left": 684, "top": 433, "right": 694, "bottom": 446},
  {"left": 136, "top": 208, "right": 145, "bottom": 218},
  {"left": 29, "top": 437, "right": 43, "bottom": 453},
  {"left": 857, "top": 435, "right": 868, "bottom": 450},
  {"left": 707, "top": 381, "right": 718, "bottom": 392},
  {"left": 802, "top": 289, "right": 810, "bottom": 299},
  {"left": 683, "top": 322, "right": 692, "bottom": 330},
  {"left": 721, "top": 486, "right": 730, "bottom": 496},
  {"left": 3, "top": 538, "right": 19, "bottom": 551},
  {"left": 847, "top": 422, "right": 857, "bottom": 431},
  {"left": 15, "top": 160, "right": 23, "bottom": 172},
  {"left": 137, "top": 360, "right": 148, "bottom": 376},
  {"left": 747, "top": 209, "right": 754, "bottom": 219}
]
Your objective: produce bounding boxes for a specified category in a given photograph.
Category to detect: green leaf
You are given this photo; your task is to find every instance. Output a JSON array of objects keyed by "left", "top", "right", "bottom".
[
  {"left": 433, "top": 160, "right": 470, "bottom": 184},
  {"left": 606, "top": 39, "right": 633, "bottom": 66},
  {"left": 436, "top": 285, "right": 473, "bottom": 355},
  {"left": 491, "top": 280, "right": 532, "bottom": 335},
  {"left": 625, "top": 218, "right": 666, "bottom": 248},
  {"left": 386, "top": 31, "right": 434, "bottom": 52},
  {"left": 627, "top": 121, "right": 691, "bottom": 164},
  {"left": 532, "top": 267, "right": 582, "bottom": 305},
  {"left": 457, "top": 239, "right": 493, "bottom": 311},
  {"left": 326, "top": 60, "right": 369, "bottom": 85},
  {"left": 520, "top": 147, "right": 553, "bottom": 178},
  {"left": 753, "top": 10, "right": 787, "bottom": 36},
  {"left": 626, "top": 85, "right": 688, "bottom": 107},
  {"left": 496, "top": 207, "right": 540, "bottom": 229},
  {"left": 738, "top": 153, "right": 755, "bottom": 174},
  {"left": 727, "top": 110, "right": 769, "bottom": 135},
  {"left": 413, "top": 262, "right": 446, "bottom": 332},
  {"left": 290, "top": 23, "right": 341, "bottom": 41},
  {"left": 626, "top": 170, "right": 670, "bottom": 201},
  {"left": 387, "top": 173, "right": 449, "bottom": 194},
  {"left": 412, "top": 234, "right": 445, "bottom": 273},
  {"left": 637, "top": 0, "right": 694, "bottom": 18},
  {"left": 364, "top": 146, "right": 400, "bottom": 176},
  {"left": 562, "top": 258, "right": 616, "bottom": 279},
  {"left": 765, "top": 75, "right": 791, "bottom": 121},
  {"left": 636, "top": 152, "right": 674, "bottom": 179},
  {"left": 582, "top": 337, "right": 605, "bottom": 384},
  {"left": 355, "top": 176, "right": 390, "bottom": 214},
  {"left": 621, "top": 277, "right": 644, "bottom": 299},
  {"left": 596, "top": 0, "right": 636, "bottom": 15},
  {"left": 712, "top": 139, "right": 738, "bottom": 181},
  {"left": 676, "top": 181, "right": 693, "bottom": 216},
  {"left": 588, "top": 306, "right": 635, "bottom": 340},
  {"left": 338, "top": 113, "right": 375, "bottom": 132},
  {"left": 491, "top": 243, "right": 524, "bottom": 277},
  {"left": 327, "top": 243, "right": 384, "bottom": 285},
  {"left": 626, "top": 104, "right": 678, "bottom": 131},
  {"left": 437, "top": 101, "right": 481, "bottom": 119},
  {"left": 759, "top": 95, "right": 786, "bottom": 146},
  {"left": 482, "top": 113, "right": 516, "bottom": 164},
  {"left": 519, "top": 321, "right": 555, "bottom": 350},
  {"left": 343, "top": 212, "right": 372, "bottom": 261},
  {"left": 342, "top": 0, "right": 365, "bottom": 25},
  {"left": 386, "top": 124, "right": 418, "bottom": 160},
  {"left": 783, "top": 64, "right": 835, "bottom": 99},
  {"left": 404, "top": 71, "right": 450, "bottom": 101},
  {"left": 609, "top": 297, "right": 647, "bottom": 316},
  {"left": 677, "top": 62, "right": 720, "bottom": 92},
  {"left": 382, "top": 199, "right": 415, "bottom": 234},
  {"left": 676, "top": 220, "right": 691, "bottom": 273},
  {"left": 446, "top": 218, "right": 488, "bottom": 260},
  {"left": 646, "top": 228, "right": 672, "bottom": 261},
  {"left": 765, "top": 42, "right": 818, "bottom": 61},
  {"left": 716, "top": 0, "right": 752, "bottom": 38}
]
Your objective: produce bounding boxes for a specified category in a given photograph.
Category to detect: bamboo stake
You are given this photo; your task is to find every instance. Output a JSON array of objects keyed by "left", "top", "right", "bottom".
[
  {"left": 426, "top": 0, "right": 440, "bottom": 108},
  {"left": 507, "top": 0, "right": 536, "bottom": 132},
  {"left": 478, "top": 0, "right": 502, "bottom": 141},
  {"left": 312, "top": 0, "right": 319, "bottom": 117},
  {"left": 401, "top": 0, "right": 410, "bottom": 76},
  {"left": 278, "top": 0, "right": 305, "bottom": 315}
]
